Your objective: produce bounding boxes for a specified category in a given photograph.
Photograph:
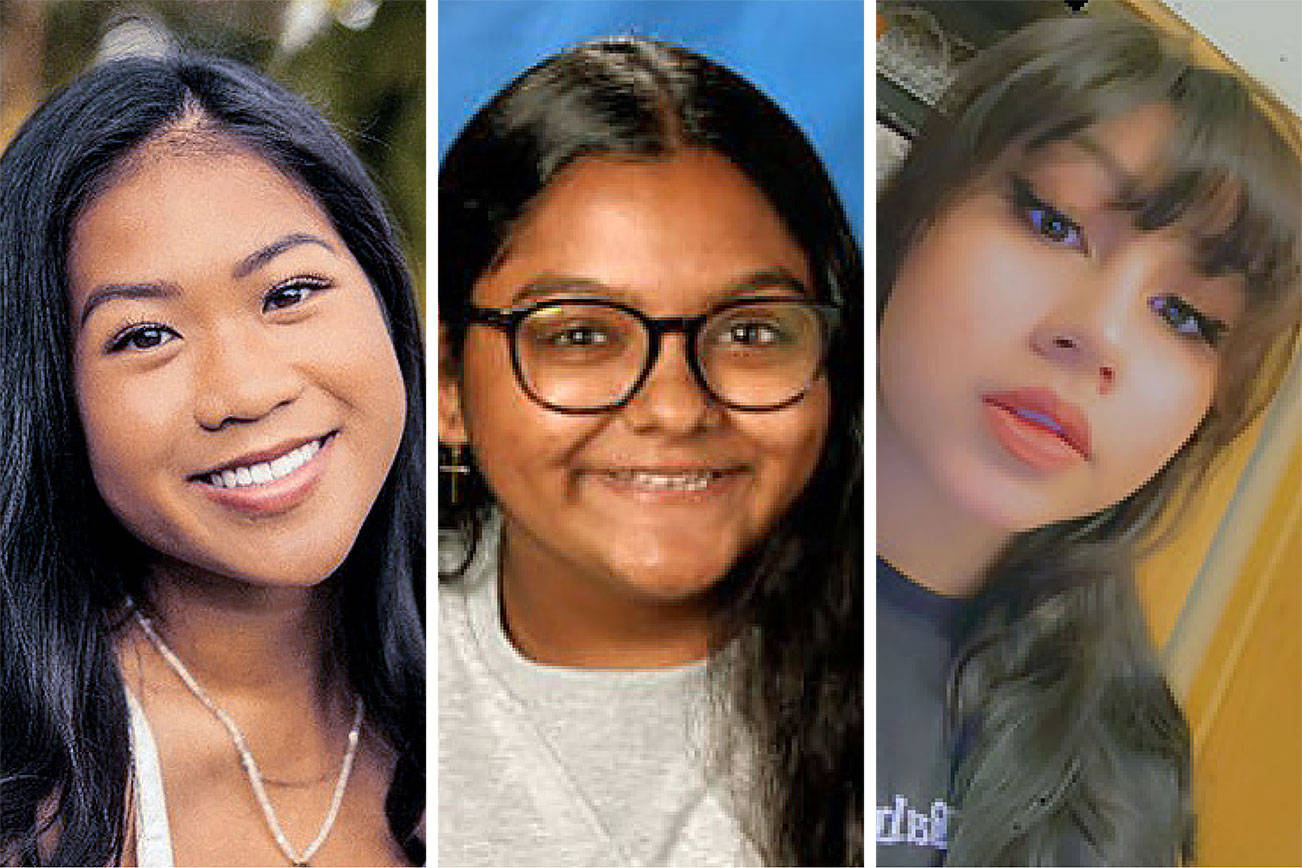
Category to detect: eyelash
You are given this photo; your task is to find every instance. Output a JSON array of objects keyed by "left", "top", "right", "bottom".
[
  {"left": 107, "top": 320, "right": 178, "bottom": 353},
  {"left": 1009, "top": 176, "right": 1225, "bottom": 347},
  {"left": 1148, "top": 295, "right": 1226, "bottom": 347},
  {"left": 263, "top": 275, "right": 331, "bottom": 312},
  {"left": 104, "top": 276, "right": 332, "bottom": 353},
  {"left": 1010, "top": 176, "right": 1089, "bottom": 253}
]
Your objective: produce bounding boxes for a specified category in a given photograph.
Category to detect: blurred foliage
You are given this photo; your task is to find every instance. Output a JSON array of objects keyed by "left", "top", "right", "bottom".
[{"left": 0, "top": 0, "right": 426, "bottom": 309}]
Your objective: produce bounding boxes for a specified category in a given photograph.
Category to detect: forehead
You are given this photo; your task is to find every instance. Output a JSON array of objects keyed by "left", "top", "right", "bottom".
[
  {"left": 1015, "top": 102, "right": 1177, "bottom": 197},
  {"left": 479, "top": 149, "right": 811, "bottom": 306},
  {"left": 68, "top": 144, "right": 336, "bottom": 295}
]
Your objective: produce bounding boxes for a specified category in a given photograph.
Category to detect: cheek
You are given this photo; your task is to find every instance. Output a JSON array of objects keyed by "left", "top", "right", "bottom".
[
  {"left": 882, "top": 213, "right": 1052, "bottom": 385},
  {"left": 76, "top": 353, "right": 171, "bottom": 476},
  {"left": 1098, "top": 353, "right": 1215, "bottom": 497},
  {"left": 457, "top": 333, "right": 598, "bottom": 489},
  {"left": 346, "top": 313, "right": 408, "bottom": 435},
  {"left": 732, "top": 381, "right": 831, "bottom": 504},
  {"left": 320, "top": 301, "right": 409, "bottom": 501},
  {"left": 74, "top": 355, "right": 192, "bottom": 547}
]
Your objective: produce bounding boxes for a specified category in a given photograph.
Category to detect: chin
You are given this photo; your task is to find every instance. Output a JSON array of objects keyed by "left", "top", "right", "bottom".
[
  {"left": 160, "top": 539, "right": 355, "bottom": 588},
  {"left": 603, "top": 548, "right": 736, "bottom": 602},
  {"left": 942, "top": 461, "right": 1079, "bottom": 534}
]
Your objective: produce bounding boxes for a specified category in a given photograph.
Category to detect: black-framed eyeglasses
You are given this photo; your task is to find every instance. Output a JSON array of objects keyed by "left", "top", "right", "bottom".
[{"left": 466, "top": 296, "right": 840, "bottom": 413}]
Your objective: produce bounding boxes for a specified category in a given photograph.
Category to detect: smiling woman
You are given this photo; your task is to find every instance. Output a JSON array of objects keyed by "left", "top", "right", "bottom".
[
  {"left": 0, "top": 55, "right": 424, "bottom": 866},
  {"left": 439, "top": 37, "right": 863, "bottom": 867},
  {"left": 70, "top": 147, "right": 405, "bottom": 585}
]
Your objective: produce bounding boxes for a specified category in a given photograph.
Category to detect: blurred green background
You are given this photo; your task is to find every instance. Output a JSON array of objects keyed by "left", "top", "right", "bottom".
[{"left": 0, "top": 0, "right": 426, "bottom": 309}]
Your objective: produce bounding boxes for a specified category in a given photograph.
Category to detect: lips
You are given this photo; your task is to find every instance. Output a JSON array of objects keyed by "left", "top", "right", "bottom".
[
  {"left": 190, "top": 432, "right": 335, "bottom": 481},
  {"left": 188, "top": 431, "right": 336, "bottom": 517},
  {"left": 982, "top": 388, "right": 1092, "bottom": 461}
]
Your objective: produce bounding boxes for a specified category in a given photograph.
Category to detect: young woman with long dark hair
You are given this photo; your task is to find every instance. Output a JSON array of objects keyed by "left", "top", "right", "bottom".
[
  {"left": 439, "top": 37, "right": 863, "bottom": 866},
  {"left": 0, "top": 53, "right": 425, "bottom": 865},
  {"left": 877, "top": 16, "right": 1299, "bottom": 866}
]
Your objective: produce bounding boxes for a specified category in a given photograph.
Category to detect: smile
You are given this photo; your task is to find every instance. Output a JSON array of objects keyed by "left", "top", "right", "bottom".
[
  {"left": 589, "top": 466, "right": 748, "bottom": 503},
  {"left": 603, "top": 469, "right": 723, "bottom": 492},
  {"left": 192, "top": 433, "right": 336, "bottom": 517},
  {"left": 204, "top": 437, "right": 326, "bottom": 488}
]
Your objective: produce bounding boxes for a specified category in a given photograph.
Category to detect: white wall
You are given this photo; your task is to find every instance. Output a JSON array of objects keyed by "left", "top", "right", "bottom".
[{"left": 1164, "top": 0, "right": 1301, "bottom": 116}]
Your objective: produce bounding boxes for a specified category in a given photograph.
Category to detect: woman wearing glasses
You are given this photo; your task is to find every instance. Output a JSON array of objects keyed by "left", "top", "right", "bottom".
[{"left": 439, "top": 38, "right": 863, "bottom": 867}]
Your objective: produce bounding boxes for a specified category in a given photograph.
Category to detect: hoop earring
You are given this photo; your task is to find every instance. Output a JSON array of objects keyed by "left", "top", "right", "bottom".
[{"left": 439, "top": 443, "right": 472, "bottom": 505}]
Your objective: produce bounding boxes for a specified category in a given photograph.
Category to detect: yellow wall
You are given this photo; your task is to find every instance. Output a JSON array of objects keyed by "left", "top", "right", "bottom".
[
  {"left": 1137, "top": 422, "right": 1302, "bottom": 866},
  {"left": 1182, "top": 439, "right": 1302, "bottom": 866},
  {"left": 1113, "top": 3, "right": 1302, "bottom": 861}
]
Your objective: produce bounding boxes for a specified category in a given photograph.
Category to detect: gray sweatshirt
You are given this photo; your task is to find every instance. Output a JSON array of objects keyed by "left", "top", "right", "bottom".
[{"left": 438, "top": 524, "right": 760, "bottom": 867}]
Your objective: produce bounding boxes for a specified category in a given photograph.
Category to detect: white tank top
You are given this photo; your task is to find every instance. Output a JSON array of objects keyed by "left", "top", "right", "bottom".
[{"left": 124, "top": 690, "right": 175, "bottom": 867}]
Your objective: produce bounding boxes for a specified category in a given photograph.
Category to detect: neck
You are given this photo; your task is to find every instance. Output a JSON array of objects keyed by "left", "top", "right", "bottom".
[
  {"left": 497, "top": 519, "right": 711, "bottom": 669},
  {"left": 877, "top": 402, "right": 1010, "bottom": 597},
  {"left": 122, "top": 555, "right": 337, "bottom": 712}
]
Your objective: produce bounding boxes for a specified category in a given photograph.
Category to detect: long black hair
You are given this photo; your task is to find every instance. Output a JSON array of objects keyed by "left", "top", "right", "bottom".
[
  {"left": 439, "top": 38, "right": 864, "bottom": 865},
  {"left": 0, "top": 54, "right": 425, "bottom": 865},
  {"left": 879, "top": 17, "right": 1300, "bottom": 864}
]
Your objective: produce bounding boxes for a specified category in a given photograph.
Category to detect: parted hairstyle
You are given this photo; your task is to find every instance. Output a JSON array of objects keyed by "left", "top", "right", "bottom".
[
  {"left": 878, "top": 16, "right": 1300, "bottom": 865},
  {"left": 0, "top": 54, "right": 426, "bottom": 865},
  {"left": 440, "top": 37, "right": 864, "bottom": 866}
]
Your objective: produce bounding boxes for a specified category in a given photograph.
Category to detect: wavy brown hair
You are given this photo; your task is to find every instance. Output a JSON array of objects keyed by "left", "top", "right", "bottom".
[{"left": 878, "top": 16, "right": 1300, "bottom": 865}]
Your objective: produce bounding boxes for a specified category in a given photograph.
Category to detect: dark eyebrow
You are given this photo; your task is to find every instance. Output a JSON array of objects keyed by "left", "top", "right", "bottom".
[
  {"left": 232, "top": 232, "right": 335, "bottom": 279},
  {"left": 511, "top": 277, "right": 612, "bottom": 306},
  {"left": 734, "top": 268, "right": 809, "bottom": 296},
  {"left": 1068, "top": 133, "right": 1140, "bottom": 197},
  {"left": 509, "top": 268, "right": 810, "bottom": 308},
  {"left": 79, "top": 281, "right": 180, "bottom": 328}
]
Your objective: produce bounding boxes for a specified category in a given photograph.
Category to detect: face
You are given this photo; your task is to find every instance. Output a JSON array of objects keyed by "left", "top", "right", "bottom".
[
  {"left": 879, "top": 103, "right": 1245, "bottom": 532},
  {"left": 70, "top": 144, "right": 407, "bottom": 585},
  {"left": 441, "top": 149, "right": 830, "bottom": 600}
]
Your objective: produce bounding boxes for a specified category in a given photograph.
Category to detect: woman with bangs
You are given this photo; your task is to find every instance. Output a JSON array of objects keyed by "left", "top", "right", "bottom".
[{"left": 877, "top": 16, "right": 1299, "bottom": 867}]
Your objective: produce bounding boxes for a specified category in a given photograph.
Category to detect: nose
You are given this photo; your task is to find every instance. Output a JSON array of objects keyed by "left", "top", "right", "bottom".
[
  {"left": 192, "top": 324, "right": 304, "bottom": 430},
  {"left": 619, "top": 334, "right": 721, "bottom": 435},
  {"left": 1029, "top": 243, "right": 1163, "bottom": 396}
]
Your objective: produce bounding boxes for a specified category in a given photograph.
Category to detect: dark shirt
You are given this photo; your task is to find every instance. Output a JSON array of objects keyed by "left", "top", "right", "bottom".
[
  {"left": 875, "top": 557, "right": 966, "bottom": 867},
  {"left": 877, "top": 559, "right": 1117, "bottom": 866}
]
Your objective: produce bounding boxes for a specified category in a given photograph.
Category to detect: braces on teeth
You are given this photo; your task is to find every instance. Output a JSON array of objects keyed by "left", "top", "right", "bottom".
[
  {"left": 609, "top": 470, "right": 720, "bottom": 491},
  {"left": 207, "top": 439, "right": 322, "bottom": 488}
]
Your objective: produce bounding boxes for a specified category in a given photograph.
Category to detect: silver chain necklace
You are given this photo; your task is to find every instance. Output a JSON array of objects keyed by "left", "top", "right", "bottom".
[{"left": 133, "top": 610, "right": 363, "bottom": 866}]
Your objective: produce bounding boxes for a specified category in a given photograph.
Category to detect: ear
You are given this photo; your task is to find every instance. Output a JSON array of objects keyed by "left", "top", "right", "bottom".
[{"left": 437, "top": 323, "right": 469, "bottom": 447}]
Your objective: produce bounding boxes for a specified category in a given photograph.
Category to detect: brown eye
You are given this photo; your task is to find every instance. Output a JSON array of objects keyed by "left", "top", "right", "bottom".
[
  {"left": 263, "top": 277, "right": 330, "bottom": 312},
  {"left": 108, "top": 324, "right": 178, "bottom": 353}
]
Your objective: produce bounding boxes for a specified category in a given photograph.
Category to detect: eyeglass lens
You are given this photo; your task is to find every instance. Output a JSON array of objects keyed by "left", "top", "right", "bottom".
[{"left": 514, "top": 301, "right": 825, "bottom": 411}]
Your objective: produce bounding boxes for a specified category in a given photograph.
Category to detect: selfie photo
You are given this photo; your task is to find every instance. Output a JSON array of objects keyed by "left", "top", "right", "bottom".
[{"left": 877, "top": 1, "right": 1300, "bottom": 866}]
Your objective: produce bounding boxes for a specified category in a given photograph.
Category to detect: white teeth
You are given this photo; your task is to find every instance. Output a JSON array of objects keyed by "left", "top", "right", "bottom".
[
  {"left": 205, "top": 438, "right": 324, "bottom": 489},
  {"left": 609, "top": 470, "right": 719, "bottom": 491}
]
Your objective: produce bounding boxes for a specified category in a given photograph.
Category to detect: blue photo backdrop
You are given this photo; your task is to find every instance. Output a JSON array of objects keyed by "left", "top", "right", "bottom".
[{"left": 438, "top": 0, "right": 865, "bottom": 240}]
